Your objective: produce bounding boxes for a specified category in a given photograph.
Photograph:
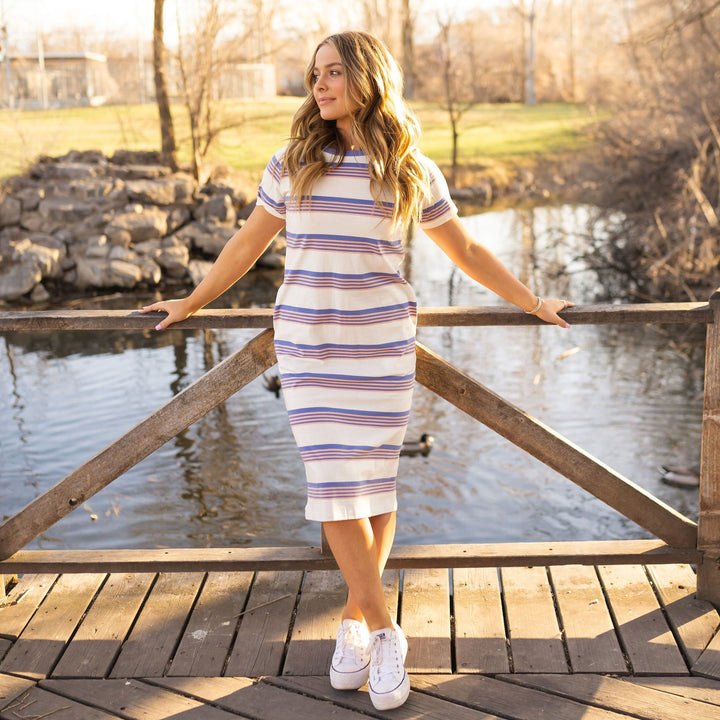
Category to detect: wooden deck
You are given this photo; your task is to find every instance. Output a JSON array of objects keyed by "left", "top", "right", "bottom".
[{"left": 2, "top": 562, "right": 720, "bottom": 718}]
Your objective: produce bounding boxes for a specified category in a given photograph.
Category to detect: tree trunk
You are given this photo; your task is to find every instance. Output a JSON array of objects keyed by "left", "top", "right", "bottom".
[
  {"left": 525, "top": 0, "right": 537, "bottom": 106},
  {"left": 153, "top": 0, "right": 179, "bottom": 171},
  {"left": 401, "top": 0, "right": 415, "bottom": 99}
]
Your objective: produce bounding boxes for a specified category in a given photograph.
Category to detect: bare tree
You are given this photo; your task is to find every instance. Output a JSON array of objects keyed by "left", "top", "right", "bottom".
[
  {"left": 153, "top": 0, "right": 178, "bottom": 171},
  {"left": 174, "top": 0, "right": 267, "bottom": 181}
]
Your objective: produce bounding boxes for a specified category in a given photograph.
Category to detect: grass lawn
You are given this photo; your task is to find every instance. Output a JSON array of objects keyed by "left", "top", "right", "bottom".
[{"left": 0, "top": 97, "right": 600, "bottom": 185}]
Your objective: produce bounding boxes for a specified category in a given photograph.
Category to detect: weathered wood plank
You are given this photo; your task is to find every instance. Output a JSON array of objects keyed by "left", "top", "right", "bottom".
[
  {"left": 0, "top": 674, "right": 35, "bottom": 709},
  {"left": 0, "top": 301, "right": 710, "bottom": 332},
  {"left": 381, "top": 569, "right": 401, "bottom": 622},
  {"left": 0, "top": 539, "right": 698, "bottom": 574},
  {"left": 52, "top": 572, "right": 154, "bottom": 679},
  {"left": 0, "top": 684, "right": 124, "bottom": 719},
  {"left": 698, "top": 290, "right": 720, "bottom": 603},
  {"left": 416, "top": 342, "right": 698, "bottom": 548},
  {"left": 501, "top": 673, "right": 720, "bottom": 720},
  {"left": 268, "top": 674, "right": 496, "bottom": 719},
  {"left": 167, "top": 571, "right": 253, "bottom": 677},
  {"left": 402, "top": 568, "right": 451, "bottom": 673},
  {"left": 40, "top": 678, "right": 238, "bottom": 719},
  {"left": 692, "top": 625, "right": 720, "bottom": 679},
  {"left": 0, "top": 574, "right": 57, "bottom": 640},
  {"left": 225, "top": 570, "right": 302, "bottom": 677},
  {"left": 153, "top": 676, "right": 373, "bottom": 720},
  {"left": 624, "top": 675, "right": 720, "bottom": 706},
  {"left": 0, "top": 573, "right": 105, "bottom": 680},
  {"left": 549, "top": 564, "right": 627, "bottom": 673},
  {"left": 453, "top": 568, "right": 509, "bottom": 674},
  {"left": 283, "top": 570, "right": 346, "bottom": 676},
  {"left": 646, "top": 563, "right": 719, "bottom": 666},
  {"left": 413, "top": 674, "right": 629, "bottom": 720},
  {"left": 109, "top": 572, "right": 204, "bottom": 678},
  {"left": 0, "top": 329, "right": 277, "bottom": 560},
  {"left": 501, "top": 566, "right": 568, "bottom": 673},
  {"left": 598, "top": 564, "right": 689, "bottom": 675}
]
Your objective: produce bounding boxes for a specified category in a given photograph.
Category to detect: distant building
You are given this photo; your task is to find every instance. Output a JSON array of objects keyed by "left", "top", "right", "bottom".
[
  {"left": 214, "top": 63, "right": 277, "bottom": 100},
  {"left": 1, "top": 52, "right": 117, "bottom": 109}
]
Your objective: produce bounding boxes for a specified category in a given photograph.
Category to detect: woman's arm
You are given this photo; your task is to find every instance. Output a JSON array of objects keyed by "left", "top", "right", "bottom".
[
  {"left": 422, "top": 216, "right": 572, "bottom": 328},
  {"left": 140, "top": 205, "right": 285, "bottom": 330}
]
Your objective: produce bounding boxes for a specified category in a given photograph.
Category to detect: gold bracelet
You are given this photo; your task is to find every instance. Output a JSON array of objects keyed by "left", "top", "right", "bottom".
[{"left": 525, "top": 297, "right": 543, "bottom": 314}]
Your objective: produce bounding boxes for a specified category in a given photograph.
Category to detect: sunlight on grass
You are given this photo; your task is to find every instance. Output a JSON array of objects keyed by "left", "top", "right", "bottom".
[{"left": 0, "top": 98, "right": 599, "bottom": 181}]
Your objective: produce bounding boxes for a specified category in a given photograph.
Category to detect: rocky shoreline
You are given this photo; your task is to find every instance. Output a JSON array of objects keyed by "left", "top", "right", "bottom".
[{"left": 0, "top": 150, "right": 285, "bottom": 306}]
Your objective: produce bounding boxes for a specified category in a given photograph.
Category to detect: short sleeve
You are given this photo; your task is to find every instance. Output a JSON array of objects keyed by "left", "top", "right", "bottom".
[
  {"left": 418, "top": 156, "right": 458, "bottom": 229},
  {"left": 256, "top": 149, "right": 287, "bottom": 218}
]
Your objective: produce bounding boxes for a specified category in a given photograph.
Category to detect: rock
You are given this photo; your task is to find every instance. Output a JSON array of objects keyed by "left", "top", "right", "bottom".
[
  {"left": 110, "top": 149, "right": 163, "bottom": 166},
  {"left": 75, "top": 257, "right": 142, "bottom": 289},
  {"left": 188, "top": 259, "right": 214, "bottom": 286},
  {"left": 0, "top": 257, "right": 42, "bottom": 300},
  {"left": 39, "top": 197, "right": 95, "bottom": 225},
  {"left": 106, "top": 207, "right": 169, "bottom": 243},
  {"left": 112, "top": 165, "right": 171, "bottom": 180},
  {"left": 14, "top": 240, "right": 63, "bottom": 279},
  {"left": 157, "top": 245, "right": 190, "bottom": 279},
  {"left": 15, "top": 186, "right": 45, "bottom": 211},
  {"left": 30, "top": 283, "right": 50, "bottom": 303},
  {"left": 135, "top": 255, "right": 163, "bottom": 285},
  {"left": 167, "top": 205, "right": 191, "bottom": 234},
  {"left": 175, "top": 221, "right": 234, "bottom": 256},
  {"left": 125, "top": 177, "right": 187, "bottom": 205},
  {"left": 0, "top": 194, "right": 22, "bottom": 225},
  {"left": 193, "top": 194, "right": 236, "bottom": 225},
  {"left": 109, "top": 259, "right": 143, "bottom": 287},
  {"left": 85, "top": 235, "right": 110, "bottom": 258},
  {"left": 0, "top": 150, "right": 275, "bottom": 304},
  {"left": 68, "top": 177, "right": 118, "bottom": 200}
]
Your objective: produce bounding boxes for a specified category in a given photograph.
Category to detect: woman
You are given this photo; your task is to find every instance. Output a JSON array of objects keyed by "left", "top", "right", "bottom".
[{"left": 141, "top": 30, "right": 572, "bottom": 710}]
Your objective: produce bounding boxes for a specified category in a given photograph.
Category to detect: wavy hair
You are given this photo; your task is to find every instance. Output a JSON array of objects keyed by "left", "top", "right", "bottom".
[{"left": 284, "top": 31, "right": 430, "bottom": 231}]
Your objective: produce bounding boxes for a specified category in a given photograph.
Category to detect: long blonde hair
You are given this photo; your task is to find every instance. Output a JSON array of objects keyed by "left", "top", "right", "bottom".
[{"left": 284, "top": 31, "right": 430, "bottom": 231}]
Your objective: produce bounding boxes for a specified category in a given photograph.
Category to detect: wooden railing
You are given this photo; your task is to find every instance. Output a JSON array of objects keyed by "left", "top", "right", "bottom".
[{"left": 1, "top": 295, "right": 718, "bottom": 606}]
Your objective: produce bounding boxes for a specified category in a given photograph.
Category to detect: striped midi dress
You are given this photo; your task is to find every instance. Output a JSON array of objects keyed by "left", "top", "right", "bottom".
[{"left": 257, "top": 147, "right": 457, "bottom": 522}]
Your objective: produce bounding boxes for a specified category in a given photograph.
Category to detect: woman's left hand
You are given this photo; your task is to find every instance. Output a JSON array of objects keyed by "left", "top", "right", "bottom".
[{"left": 534, "top": 298, "right": 574, "bottom": 329}]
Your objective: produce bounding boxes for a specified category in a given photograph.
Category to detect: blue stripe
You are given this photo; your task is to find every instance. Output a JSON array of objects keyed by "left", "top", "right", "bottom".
[
  {"left": 283, "top": 270, "right": 404, "bottom": 289},
  {"left": 422, "top": 198, "right": 453, "bottom": 223},
  {"left": 274, "top": 338, "right": 416, "bottom": 360},
  {"left": 257, "top": 186, "right": 286, "bottom": 215},
  {"left": 286, "top": 231, "right": 402, "bottom": 256},
  {"left": 307, "top": 477, "right": 396, "bottom": 499},
  {"left": 288, "top": 194, "right": 393, "bottom": 218},
  {"left": 288, "top": 407, "right": 410, "bottom": 427},
  {"left": 299, "top": 443, "right": 402, "bottom": 461},
  {"left": 274, "top": 302, "right": 417, "bottom": 326},
  {"left": 281, "top": 371, "right": 415, "bottom": 392}
]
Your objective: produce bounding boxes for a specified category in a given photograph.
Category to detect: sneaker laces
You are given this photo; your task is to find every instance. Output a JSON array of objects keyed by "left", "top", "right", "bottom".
[
  {"left": 370, "top": 632, "right": 403, "bottom": 684},
  {"left": 336, "top": 622, "right": 367, "bottom": 666}
]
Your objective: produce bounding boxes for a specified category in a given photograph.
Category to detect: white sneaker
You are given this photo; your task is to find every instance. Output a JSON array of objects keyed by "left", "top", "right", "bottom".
[
  {"left": 330, "top": 619, "right": 371, "bottom": 690},
  {"left": 368, "top": 623, "right": 410, "bottom": 710}
]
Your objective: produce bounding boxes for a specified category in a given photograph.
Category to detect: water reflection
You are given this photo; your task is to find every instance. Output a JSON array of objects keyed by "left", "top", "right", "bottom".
[{"left": 0, "top": 205, "right": 704, "bottom": 550}]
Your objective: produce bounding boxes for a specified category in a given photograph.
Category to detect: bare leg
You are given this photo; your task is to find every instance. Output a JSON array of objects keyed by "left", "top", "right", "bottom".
[
  {"left": 322, "top": 513, "right": 396, "bottom": 632},
  {"left": 340, "top": 512, "right": 395, "bottom": 624}
]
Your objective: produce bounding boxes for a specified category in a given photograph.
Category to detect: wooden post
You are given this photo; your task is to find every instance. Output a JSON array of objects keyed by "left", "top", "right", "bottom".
[
  {"left": 320, "top": 526, "right": 332, "bottom": 557},
  {"left": 698, "top": 289, "right": 720, "bottom": 607}
]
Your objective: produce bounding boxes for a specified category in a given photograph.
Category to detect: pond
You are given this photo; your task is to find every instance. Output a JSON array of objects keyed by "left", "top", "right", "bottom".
[{"left": 0, "top": 204, "right": 705, "bottom": 551}]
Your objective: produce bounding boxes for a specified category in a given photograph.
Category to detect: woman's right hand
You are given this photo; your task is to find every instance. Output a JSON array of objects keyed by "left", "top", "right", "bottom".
[{"left": 139, "top": 297, "right": 195, "bottom": 331}]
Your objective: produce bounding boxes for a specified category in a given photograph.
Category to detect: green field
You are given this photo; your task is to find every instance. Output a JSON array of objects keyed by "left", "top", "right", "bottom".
[{"left": 0, "top": 97, "right": 599, "bottom": 184}]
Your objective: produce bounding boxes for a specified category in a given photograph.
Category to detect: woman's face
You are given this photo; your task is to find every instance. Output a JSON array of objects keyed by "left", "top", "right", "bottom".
[{"left": 312, "top": 43, "right": 354, "bottom": 133}]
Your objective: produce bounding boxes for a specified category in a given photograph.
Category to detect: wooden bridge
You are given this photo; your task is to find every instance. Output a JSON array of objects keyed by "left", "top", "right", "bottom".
[{"left": 1, "top": 297, "right": 720, "bottom": 718}]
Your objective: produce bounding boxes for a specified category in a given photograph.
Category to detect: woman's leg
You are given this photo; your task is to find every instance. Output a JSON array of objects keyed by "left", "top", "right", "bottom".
[
  {"left": 338, "top": 512, "right": 396, "bottom": 624},
  {"left": 322, "top": 512, "right": 396, "bottom": 631}
]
